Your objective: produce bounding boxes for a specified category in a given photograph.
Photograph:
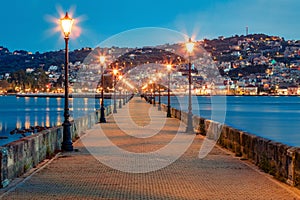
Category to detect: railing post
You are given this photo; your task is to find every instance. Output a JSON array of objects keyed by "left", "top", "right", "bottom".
[
  {"left": 287, "top": 148, "right": 296, "bottom": 186},
  {"left": 0, "top": 147, "right": 9, "bottom": 188}
]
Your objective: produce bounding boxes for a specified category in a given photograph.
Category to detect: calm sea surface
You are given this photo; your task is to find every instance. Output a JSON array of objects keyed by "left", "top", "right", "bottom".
[
  {"left": 160, "top": 95, "right": 300, "bottom": 147},
  {"left": 1, "top": 95, "right": 300, "bottom": 147},
  {"left": 0, "top": 96, "right": 111, "bottom": 146}
]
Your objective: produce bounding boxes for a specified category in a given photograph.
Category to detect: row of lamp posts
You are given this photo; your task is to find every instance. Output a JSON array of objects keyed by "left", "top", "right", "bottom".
[
  {"left": 60, "top": 11, "right": 195, "bottom": 151},
  {"left": 146, "top": 38, "right": 195, "bottom": 133},
  {"left": 100, "top": 57, "right": 125, "bottom": 121},
  {"left": 60, "top": 12, "right": 129, "bottom": 151}
]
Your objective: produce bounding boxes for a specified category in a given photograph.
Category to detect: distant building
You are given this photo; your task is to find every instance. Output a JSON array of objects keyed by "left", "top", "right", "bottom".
[
  {"left": 288, "top": 85, "right": 299, "bottom": 95},
  {"left": 244, "top": 85, "right": 258, "bottom": 95},
  {"left": 277, "top": 87, "right": 288, "bottom": 95},
  {"left": 48, "top": 65, "right": 58, "bottom": 72},
  {"left": 26, "top": 68, "right": 34, "bottom": 73},
  {"left": 4, "top": 73, "right": 10, "bottom": 79}
]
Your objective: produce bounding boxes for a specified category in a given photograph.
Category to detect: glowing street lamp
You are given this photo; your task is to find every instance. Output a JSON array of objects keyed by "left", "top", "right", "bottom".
[
  {"left": 99, "top": 56, "right": 106, "bottom": 123},
  {"left": 186, "top": 38, "right": 195, "bottom": 54},
  {"left": 113, "top": 69, "right": 118, "bottom": 113},
  {"left": 61, "top": 12, "right": 74, "bottom": 151},
  {"left": 167, "top": 64, "right": 172, "bottom": 118},
  {"left": 186, "top": 37, "right": 195, "bottom": 133},
  {"left": 100, "top": 56, "right": 106, "bottom": 65}
]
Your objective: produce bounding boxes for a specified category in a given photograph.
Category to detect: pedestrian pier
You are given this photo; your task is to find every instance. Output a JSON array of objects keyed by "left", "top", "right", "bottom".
[{"left": 1, "top": 97, "right": 300, "bottom": 199}]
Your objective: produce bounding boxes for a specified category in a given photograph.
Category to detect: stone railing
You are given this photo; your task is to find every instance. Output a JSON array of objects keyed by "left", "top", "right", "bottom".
[
  {"left": 0, "top": 104, "right": 114, "bottom": 188},
  {"left": 160, "top": 103, "right": 300, "bottom": 189},
  {"left": 0, "top": 94, "right": 134, "bottom": 188}
]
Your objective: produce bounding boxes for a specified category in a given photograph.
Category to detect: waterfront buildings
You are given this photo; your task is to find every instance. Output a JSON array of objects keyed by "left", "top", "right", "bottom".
[{"left": 1, "top": 34, "right": 300, "bottom": 95}]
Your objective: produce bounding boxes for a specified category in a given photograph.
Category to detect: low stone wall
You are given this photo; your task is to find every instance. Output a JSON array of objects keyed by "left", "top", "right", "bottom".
[
  {"left": 0, "top": 104, "right": 114, "bottom": 188},
  {"left": 160, "top": 102, "right": 300, "bottom": 188}
]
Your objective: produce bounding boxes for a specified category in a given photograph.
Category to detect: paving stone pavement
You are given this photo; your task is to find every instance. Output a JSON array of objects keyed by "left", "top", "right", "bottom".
[{"left": 1, "top": 97, "right": 300, "bottom": 199}]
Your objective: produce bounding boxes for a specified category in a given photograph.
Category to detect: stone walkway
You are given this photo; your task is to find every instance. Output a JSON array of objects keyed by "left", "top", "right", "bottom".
[{"left": 1, "top": 97, "right": 300, "bottom": 199}]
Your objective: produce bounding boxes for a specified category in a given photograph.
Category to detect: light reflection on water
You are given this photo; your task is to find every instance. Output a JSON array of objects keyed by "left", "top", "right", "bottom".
[
  {"left": 2, "top": 95, "right": 300, "bottom": 147},
  {"left": 25, "top": 115, "right": 30, "bottom": 129},
  {"left": 0, "top": 96, "right": 106, "bottom": 146}
]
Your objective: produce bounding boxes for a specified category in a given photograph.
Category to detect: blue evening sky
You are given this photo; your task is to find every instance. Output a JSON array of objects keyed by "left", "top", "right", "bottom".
[{"left": 0, "top": 0, "right": 299, "bottom": 53}]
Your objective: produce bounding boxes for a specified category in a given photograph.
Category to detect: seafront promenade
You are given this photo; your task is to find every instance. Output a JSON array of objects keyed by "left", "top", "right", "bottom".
[{"left": 1, "top": 97, "right": 300, "bottom": 199}]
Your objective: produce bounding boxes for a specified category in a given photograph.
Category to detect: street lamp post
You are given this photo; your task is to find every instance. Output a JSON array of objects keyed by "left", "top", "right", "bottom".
[
  {"left": 186, "top": 38, "right": 195, "bottom": 133},
  {"left": 118, "top": 75, "right": 123, "bottom": 108},
  {"left": 149, "top": 80, "right": 153, "bottom": 104},
  {"left": 61, "top": 12, "right": 74, "bottom": 151},
  {"left": 167, "top": 64, "right": 172, "bottom": 118},
  {"left": 119, "top": 87, "right": 122, "bottom": 109},
  {"left": 152, "top": 79, "right": 156, "bottom": 107},
  {"left": 158, "top": 84, "right": 161, "bottom": 111},
  {"left": 157, "top": 72, "right": 162, "bottom": 111},
  {"left": 113, "top": 69, "right": 118, "bottom": 113},
  {"left": 123, "top": 89, "right": 126, "bottom": 105},
  {"left": 125, "top": 90, "right": 128, "bottom": 103},
  {"left": 99, "top": 56, "right": 106, "bottom": 123}
]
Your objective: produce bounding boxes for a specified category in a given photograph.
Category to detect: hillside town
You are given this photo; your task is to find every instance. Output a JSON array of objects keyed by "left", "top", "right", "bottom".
[{"left": 1, "top": 33, "right": 300, "bottom": 96}]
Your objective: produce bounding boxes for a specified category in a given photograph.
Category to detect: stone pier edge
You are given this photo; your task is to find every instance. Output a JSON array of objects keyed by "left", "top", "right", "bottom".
[
  {"left": 0, "top": 96, "right": 133, "bottom": 188},
  {"left": 0, "top": 95, "right": 299, "bottom": 190},
  {"left": 158, "top": 103, "right": 300, "bottom": 189}
]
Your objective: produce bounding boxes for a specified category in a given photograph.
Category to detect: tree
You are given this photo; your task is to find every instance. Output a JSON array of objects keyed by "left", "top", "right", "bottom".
[
  {"left": 35, "top": 68, "right": 49, "bottom": 89},
  {"left": 0, "top": 80, "right": 11, "bottom": 90},
  {"left": 8, "top": 68, "right": 49, "bottom": 92}
]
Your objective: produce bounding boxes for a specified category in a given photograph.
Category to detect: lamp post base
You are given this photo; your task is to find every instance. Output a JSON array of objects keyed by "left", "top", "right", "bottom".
[
  {"left": 186, "top": 112, "right": 194, "bottom": 133},
  {"left": 100, "top": 106, "right": 106, "bottom": 123},
  {"left": 61, "top": 121, "right": 73, "bottom": 151},
  {"left": 100, "top": 118, "right": 106, "bottom": 123},
  {"left": 158, "top": 104, "right": 161, "bottom": 111},
  {"left": 167, "top": 105, "right": 171, "bottom": 118},
  {"left": 61, "top": 141, "right": 73, "bottom": 151},
  {"left": 113, "top": 100, "right": 117, "bottom": 113}
]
